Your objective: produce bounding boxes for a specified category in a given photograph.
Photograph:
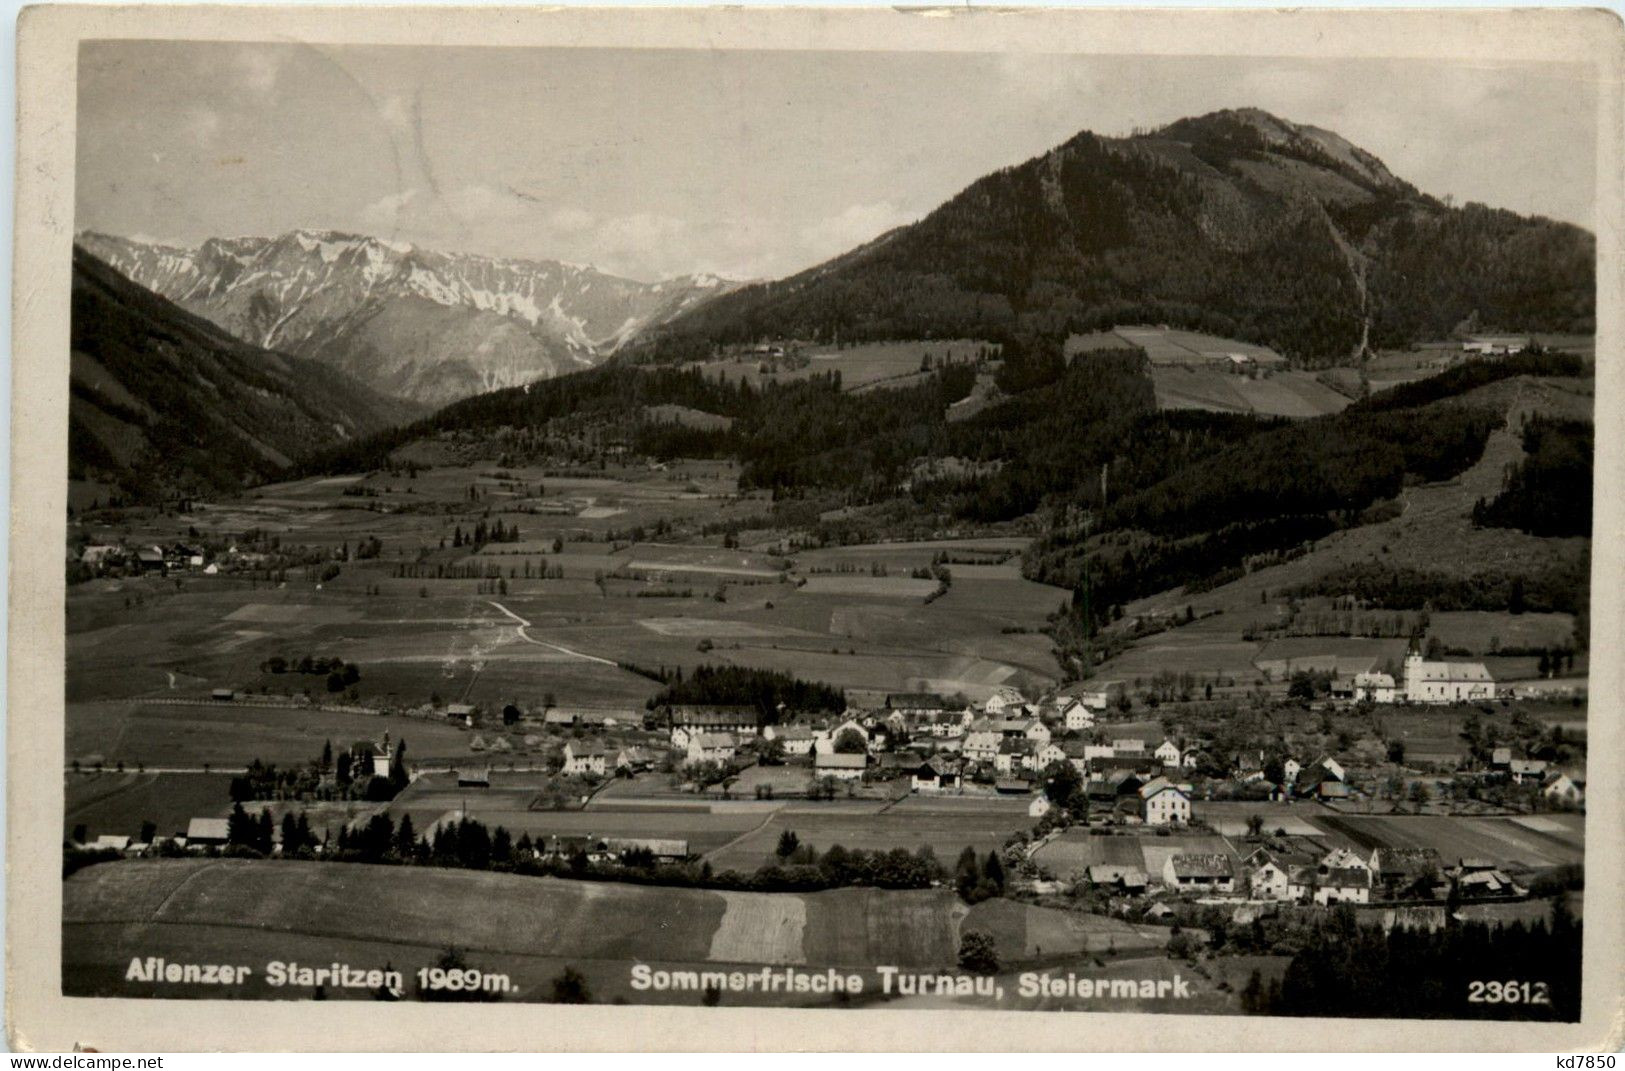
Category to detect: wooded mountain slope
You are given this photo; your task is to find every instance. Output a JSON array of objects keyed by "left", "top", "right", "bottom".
[
  {"left": 70, "top": 246, "right": 422, "bottom": 502},
  {"left": 639, "top": 109, "right": 1593, "bottom": 361}
]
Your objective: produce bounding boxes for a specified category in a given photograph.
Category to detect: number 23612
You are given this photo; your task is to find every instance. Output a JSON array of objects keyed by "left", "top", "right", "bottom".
[{"left": 1468, "top": 980, "right": 1549, "bottom": 1005}]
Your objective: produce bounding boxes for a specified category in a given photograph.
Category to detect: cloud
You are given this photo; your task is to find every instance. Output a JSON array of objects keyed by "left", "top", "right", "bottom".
[
  {"left": 798, "top": 201, "right": 915, "bottom": 261},
  {"left": 358, "top": 188, "right": 421, "bottom": 231},
  {"left": 546, "top": 206, "right": 597, "bottom": 233},
  {"left": 353, "top": 183, "right": 911, "bottom": 283}
]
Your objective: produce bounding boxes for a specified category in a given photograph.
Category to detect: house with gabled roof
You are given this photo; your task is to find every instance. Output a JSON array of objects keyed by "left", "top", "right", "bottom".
[
  {"left": 981, "top": 689, "right": 1027, "bottom": 717},
  {"left": 924, "top": 710, "right": 970, "bottom": 738},
  {"left": 1058, "top": 697, "right": 1096, "bottom": 731},
  {"left": 1543, "top": 773, "right": 1585, "bottom": 807},
  {"left": 911, "top": 759, "right": 960, "bottom": 793},
  {"left": 1288, "top": 862, "right": 1373, "bottom": 905},
  {"left": 762, "top": 723, "right": 816, "bottom": 756},
  {"left": 1508, "top": 758, "right": 1549, "bottom": 784},
  {"left": 669, "top": 705, "right": 762, "bottom": 747},
  {"left": 815, "top": 750, "right": 867, "bottom": 781},
  {"left": 613, "top": 746, "right": 662, "bottom": 774},
  {"left": 685, "top": 733, "right": 736, "bottom": 766},
  {"left": 1247, "top": 854, "right": 1292, "bottom": 901},
  {"left": 1370, "top": 847, "right": 1445, "bottom": 899},
  {"left": 886, "top": 692, "right": 965, "bottom": 718},
  {"left": 1354, "top": 670, "right": 1398, "bottom": 703},
  {"left": 1451, "top": 859, "right": 1525, "bottom": 899},
  {"left": 561, "top": 741, "right": 607, "bottom": 777},
  {"left": 1163, "top": 853, "right": 1236, "bottom": 893},
  {"left": 185, "top": 818, "right": 229, "bottom": 847},
  {"left": 1087, "top": 864, "right": 1148, "bottom": 895},
  {"left": 963, "top": 719, "right": 1001, "bottom": 762},
  {"left": 1287, "top": 848, "right": 1374, "bottom": 904},
  {"left": 995, "top": 737, "right": 1039, "bottom": 775},
  {"left": 1138, "top": 777, "right": 1191, "bottom": 826}
]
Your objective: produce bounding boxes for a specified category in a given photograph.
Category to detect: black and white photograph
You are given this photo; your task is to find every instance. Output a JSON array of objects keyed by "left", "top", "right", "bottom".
[{"left": 10, "top": 4, "right": 1623, "bottom": 1051}]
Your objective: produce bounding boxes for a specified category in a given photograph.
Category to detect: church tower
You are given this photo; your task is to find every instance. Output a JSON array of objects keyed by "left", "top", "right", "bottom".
[{"left": 1402, "top": 643, "right": 1424, "bottom": 702}]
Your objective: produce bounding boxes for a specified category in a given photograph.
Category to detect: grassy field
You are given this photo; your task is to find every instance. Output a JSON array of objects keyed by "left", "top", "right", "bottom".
[
  {"left": 1102, "top": 388, "right": 1592, "bottom": 696},
  {"left": 66, "top": 701, "right": 475, "bottom": 768},
  {"left": 682, "top": 340, "right": 988, "bottom": 394},
  {"left": 1031, "top": 832, "right": 1237, "bottom": 883},
  {"left": 1427, "top": 611, "right": 1576, "bottom": 654},
  {"left": 704, "top": 803, "right": 1033, "bottom": 873},
  {"left": 65, "top": 772, "right": 237, "bottom": 841},
  {"left": 75, "top": 856, "right": 1180, "bottom": 1008},
  {"left": 1150, "top": 367, "right": 1349, "bottom": 418},
  {"left": 63, "top": 858, "right": 1007, "bottom": 1003},
  {"left": 1066, "top": 327, "right": 1284, "bottom": 367},
  {"left": 1305, "top": 813, "right": 1584, "bottom": 870},
  {"left": 960, "top": 898, "right": 1168, "bottom": 959},
  {"left": 70, "top": 469, "right": 1071, "bottom": 721}
]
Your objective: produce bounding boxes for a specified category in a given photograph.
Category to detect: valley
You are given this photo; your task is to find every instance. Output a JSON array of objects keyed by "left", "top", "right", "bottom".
[{"left": 60, "top": 102, "right": 1594, "bottom": 1019}]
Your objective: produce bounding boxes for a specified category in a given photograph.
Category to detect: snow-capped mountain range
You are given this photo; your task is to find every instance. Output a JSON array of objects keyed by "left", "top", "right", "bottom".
[{"left": 76, "top": 229, "right": 737, "bottom": 405}]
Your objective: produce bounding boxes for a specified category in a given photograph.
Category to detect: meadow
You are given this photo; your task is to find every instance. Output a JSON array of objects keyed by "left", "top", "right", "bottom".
[
  {"left": 1066, "top": 327, "right": 1284, "bottom": 367},
  {"left": 1149, "top": 367, "right": 1349, "bottom": 418},
  {"left": 63, "top": 859, "right": 731, "bottom": 997},
  {"left": 1031, "top": 831, "right": 1237, "bottom": 883},
  {"left": 1100, "top": 399, "right": 1591, "bottom": 696},
  {"left": 1305, "top": 813, "right": 1584, "bottom": 870},
  {"left": 703, "top": 798, "right": 1035, "bottom": 873},
  {"left": 68, "top": 461, "right": 1073, "bottom": 733},
  {"left": 62, "top": 857, "right": 1188, "bottom": 1007},
  {"left": 65, "top": 771, "right": 237, "bottom": 841},
  {"left": 681, "top": 340, "right": 988, "bottom": 394},
  {"left": 66, "top": 700, "right": 473, "bottom": 769}
]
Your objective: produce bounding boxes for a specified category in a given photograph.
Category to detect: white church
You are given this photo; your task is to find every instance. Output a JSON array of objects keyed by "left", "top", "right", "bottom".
[{"left": 1354, "top": 647, "right": 1496, "bottom": 705}]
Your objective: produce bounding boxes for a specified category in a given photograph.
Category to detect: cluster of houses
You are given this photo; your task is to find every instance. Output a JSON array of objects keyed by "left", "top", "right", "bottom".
[
  {"left": 512, "top": 677, "right": 1580, "bottom": 818},
  {"left": 1094, "top": 843, "right": 1526, "bottom": 907},
  {"left": 78, "top": 541, "right": 207, "bottom": 574},
  {"left": 642, "top": 691, "right": 1382, "bottom": 818},
  {"left": 72, "top": 816, "right": 235, "bottom": 857},
  {"left": 76, "top": 539, "right": 277, "bottom": 577},
  {"left": 77, "top": 821, "right": 696, "bottom": 869},
  {"left": 1489, "top": 749, "right": 1585, "bottom": 806}
]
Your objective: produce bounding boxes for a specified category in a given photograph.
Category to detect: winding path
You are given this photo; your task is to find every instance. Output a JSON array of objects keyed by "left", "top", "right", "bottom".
[{"left": 485, "top": 601, "right": 618, "bottom": 666}]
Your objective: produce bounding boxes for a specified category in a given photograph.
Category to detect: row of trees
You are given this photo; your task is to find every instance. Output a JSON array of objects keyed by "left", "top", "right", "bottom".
[
  {"left": 1261, "top": 901, "right": 1581, "bottom": 1020},
  {"left": 1472, "top": 415, "right": 1592, "bottom": 538},
  {"left": 650, "top": 664, "right": 846, "bottom": 718},
  {"left": 1289, "top": 559, "right": 1589, "bottom": 616},
  {"left": 226, "top": 808, "right": 1012, "bottom": 897},
  {"left": 226, "top": 739, "right": 408, "bottom": 805}
]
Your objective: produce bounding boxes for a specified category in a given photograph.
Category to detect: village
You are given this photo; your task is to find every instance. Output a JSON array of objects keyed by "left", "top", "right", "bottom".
[{"left": 71, "top": 628, "right": 1585, "bottom": 936}]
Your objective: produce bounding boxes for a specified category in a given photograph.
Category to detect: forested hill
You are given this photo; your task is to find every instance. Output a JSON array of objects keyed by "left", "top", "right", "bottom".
[
  {"left": 70, "top": 246, "right": 423, "bottom": 503},
  {"left": 302, "top": 340, "right": 1589, "bottom": 675},
  {"left": 633, "top": 108, "right": 1593, "bottom": 362}
]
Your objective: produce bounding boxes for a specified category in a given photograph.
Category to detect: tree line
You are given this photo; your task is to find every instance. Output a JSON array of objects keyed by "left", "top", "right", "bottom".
[{"left": 650, "top": 664, "right": 846, "bottom": 718}]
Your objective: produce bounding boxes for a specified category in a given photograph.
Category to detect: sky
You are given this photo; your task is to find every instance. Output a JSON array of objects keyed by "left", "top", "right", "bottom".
[{"left": 75, "top": 41, "right": 1599, "bottom": 283}]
